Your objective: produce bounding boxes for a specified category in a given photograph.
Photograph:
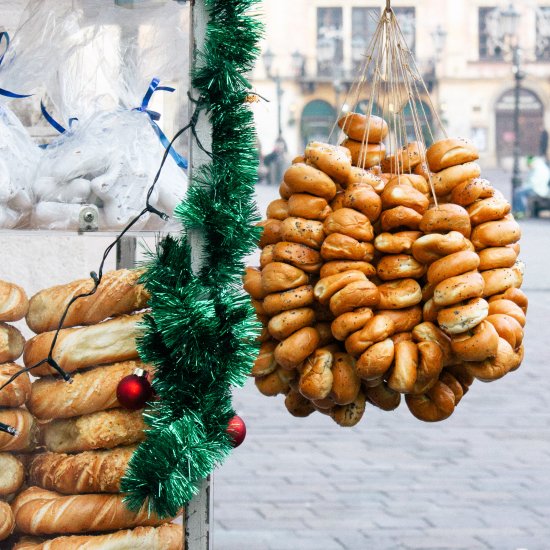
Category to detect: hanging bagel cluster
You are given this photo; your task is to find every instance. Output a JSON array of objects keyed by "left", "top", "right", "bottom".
[{"left": 244, "top": 112, "right": 526, "bottom": 426}]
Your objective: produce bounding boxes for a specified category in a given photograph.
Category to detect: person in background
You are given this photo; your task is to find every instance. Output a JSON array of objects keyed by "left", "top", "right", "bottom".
[
  {"left": 264, "top": 137, "right": 288, "bottom": 186},
  {"left": 539, "top": 124, "right": 549, "bottom": 165},
  {"left": 513, "top": 155, "right": 550, "bottom": 218}
]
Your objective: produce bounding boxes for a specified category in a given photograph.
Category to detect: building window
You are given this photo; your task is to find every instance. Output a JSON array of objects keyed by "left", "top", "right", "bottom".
[
  {"left": 479, "top": 7, "right": 503, "bottom": 60},
  {"left": 536, "top": 7, "right": 550, "bottom": 60},
  {"left": 317, "top": 7, "right": 343, "bottom": 77},
  {"left": 393, "top": 7, "right": 416, "bottom": 56},
  {"left": 351, "top": 7, "right": 380, "bottom": 72}
]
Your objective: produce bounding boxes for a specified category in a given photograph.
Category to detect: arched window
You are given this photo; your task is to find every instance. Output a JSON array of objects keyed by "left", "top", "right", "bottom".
[
  {"left": 300, "top": 100, "right": 336, "bottom": 148},
  {"left": 495, "top": 88, "right": 544, "bottom": 162}
]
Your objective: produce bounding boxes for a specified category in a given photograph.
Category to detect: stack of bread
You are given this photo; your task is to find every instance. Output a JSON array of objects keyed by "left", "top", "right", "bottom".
[
  {"left": 245, "top": 112, "right": 526, "bottom": 426},
  {"left": 0, "top": 279, "right": 34, "bottom": 544},
  {"left": 1, "top": 270, "right": 183, "bottom": 549}
]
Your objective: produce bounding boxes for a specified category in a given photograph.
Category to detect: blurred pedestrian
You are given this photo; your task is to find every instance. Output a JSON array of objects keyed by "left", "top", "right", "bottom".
[
  {"left": 539, "top": 124, "right": 549, "bottom": 164},
  {"left": 264, "top": 137, "right": 287, "bottom": 186},
  {"left": 513, "top": 155, "right": 550, "bottom": 217}
]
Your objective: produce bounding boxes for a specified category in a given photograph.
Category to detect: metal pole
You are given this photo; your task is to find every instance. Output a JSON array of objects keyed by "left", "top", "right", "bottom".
[
  {"left": 276, "top": 72, "right": 283, "bottom": 138},
  {"left": 511, "top": 46, "right": 524, "bottom": 195},
  {"left": 186, "top": 1, "right": 213, "bottom": 548},
  {"left": 116, "top": 236, "right": 137, "bottom": 269}
]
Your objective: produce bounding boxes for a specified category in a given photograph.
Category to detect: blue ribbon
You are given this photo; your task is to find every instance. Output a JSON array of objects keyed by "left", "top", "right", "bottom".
[
  {"left": 136, "top": 78, "right": 187, "bottom": 170},
  {"left": 0, "top": 32, "right": 33, "bottom": 99},
  {"left": 40, "top": 100, "right": 78, "bottom": 134}
]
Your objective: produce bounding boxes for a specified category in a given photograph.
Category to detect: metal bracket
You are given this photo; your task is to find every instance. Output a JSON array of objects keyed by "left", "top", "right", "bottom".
[{"left": 78, "top": 205, "right": 99, "bottom": 233}]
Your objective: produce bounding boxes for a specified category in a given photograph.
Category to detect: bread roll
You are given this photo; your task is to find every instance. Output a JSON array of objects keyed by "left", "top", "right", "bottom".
[
  {"left": 266, "top": 198, "right": 289, "bottom": 220},
  {"left": 0, "top": 322, "right": 25, "bottom": 363},
  {"left": 261, "top": 262, "right": 308, "bottom": 295},
  {"left": 12, "top": 487, "right": 170, "bottom": 535},
  {"left": 0, "top": 500, "right": 15, "bottom": 541},
  {"left": 0, "top": 409, "right": 38, "bottom": 452},
  {"left": 272, "top": 242, "right": 322, "bottom": 273},
  {"left": 29, "top": 447, "right": 135, "bottom": 494},
  {"left": 23, "top": 314, "right": 143, "bottom": 377},
  {"left": 323, "top": 208, "right": 374, "bottom": 241},
  {"left": 41, "top": 409, "right": 145, "bottom": 453},
  {"left": 426, "top": 138, "right": 479, "bottom": 172},
  {"left": 11, "top": 524, "right": 183, "bottom": 550},
  {"left": 28, "top": 361, "right": 142, "bottom": 421},
  {"left": 283, "top": 163, "right": 337, "bottom": 201},
  {"left": 305, "top": 142, "right": 352, "bottom": 184},
  {"left": 0, "top": 279, "right": 29, "bottom": 322},
  {"left": 280, "top": 217, "right": 325, "bottom": 249},
  {"left": 342, "top": 139, "right": 386, "bottom": 168},
  {"left": 242, "top": 267, "right": 265, "bottom": 300},
  {"left": 257, "top": 219, "right": 282, "bottom": 248},
  {"left": 0, "top": 362, "right": 31, "bottom": 407},
  {"left": 343, "top": 182, "right": 382, "bottom": 222},
  {"left": 287, "top": 194, "right": 332, "bottom": 221},
  {"left": 0, "top": 452, "right": 25, "bottom": 495},
  {"left": 321, "top": 233, "right": 375, "bottom": 262},
  {"left": 338, "top": 113, "right": 389, "bottom": 143},
  {"left": 26, "top": 269, "right": 148, "bottom": 334},
  {"left": 329, "top": 352, "right": 361, "bottom": 405}
]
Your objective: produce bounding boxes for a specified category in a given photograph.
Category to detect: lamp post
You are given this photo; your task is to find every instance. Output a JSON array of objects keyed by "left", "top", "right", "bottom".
[{"left": 500, "top": 3, "right": 523, "bottom": 194}]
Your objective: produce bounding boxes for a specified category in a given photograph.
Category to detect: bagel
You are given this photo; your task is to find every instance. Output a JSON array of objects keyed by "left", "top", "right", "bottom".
[
  {"left": 280, "top": 217, "right": 325, "bottom": 250},
  {"left": 298, "top": 348, "right": 333, "bottom": 400},
  {"left": 374, "top": 231, "right": 422, "bottom": 254},
  {"left": 347, "top": 167, "right": 385, "bottom": 192},
  {"left": 485, "top": 313, "right": 523, "bottom": 350},
  {"left": 331, "top": 307, "right": 374, "bottom": 341},
  {"left": 422, "top": 281, "right": 436, "bottom": 301},
  {"left": 260, "top": 244, "right": 275, "bottom": 268},
  {"left": 380, "top": 141, "right": 422, "bottom": 173},
  {"left": 414, "top": 161, "right": 432, "bottom": 180},
  {"left": 377, "top": 278, "right": 422, "bottom": 309},
  {"left": 388, "top": 341, "right": 418, "bottom": 393},
  {"left": 427, "top": 250, "right": 480, "bottom": 285},
  {"left": 329, "top": 279, "right": 380, "bottom": 317},
  {"left": 376, "top": 254, "right": 426, "bottom": 281},
  {"left": 338, "top": 112, "right": 389, "bottom": 143},
  {"left": 323, "top": 208, "right": 374, "bottom": 241},
  {"left": 266, "top": 199, "right": 289, "bottom": 221},
  {"left": 470, "top": 215, "right": 521, "bottom": 249},
  {"left": 380, "top": 206, "right": 423, "bottom": 231},
  {"left": 426, "top": 138, "right": 479, "bottom": 172},
  {"left": 274, "top": 327, "right": 321, "bottom": 370},
  {"left": 345, "top": 314, "right": 396, "bottom": 356},
  {"left": 445, "top": 364, "right": 475, "bottom": 393},
  {"left": 465, "top": 336, "right": 521, "bottom": 382},
  {"left": 356, "top": 338, "right": 395, "bottom": 381},
  {"left": 314, "top": 322, "right": 334, "bottom": 348},
  {"left": 329, "top": 391, "right": 367, "bottom": 427},
  {"left": 451, "top": 178, "right": 494, "bottom": 206},
  {"left": 478, "top": 246, "right": 518, "bottom": 271},
  {"left": 243, "top": 267, "right": 265, "bottom": 300},
  {"left": 437, "top": 297, "right": 489, "bottom": 334},
  {"left": 419, "top": 204, "right": 471, "bottom": 237},
  {"left": 267, "top": 308, "right": 316, "bottom": 340},
  {"left": 439, "top": 371, "right": 465, "bottom": 404},
  {"left": 251, "top": 341, "right": 278, "bottom": 377},
  {"left": 488, "top": 299, "right": 526, "bottom": 327},
  {"left": 314, "top": 270, "right": 367, "bottom": 305},
  {"left": 380, "top": 181, "right": 429, "bottom": 214},
  {"left": 321, "top": 233, "right": 375, "bottom": 262},
  {"left": 467, "top": 196, "right": 511, "bottom": 226},
  {"left": 342, "top": 139, "right": 386, "bottom": 168},
  {"left": 412, "top": 231, "right": 470, "bottom": 265},
  {"left": 343, "top": 183, "right": 382, "bottom": 222},
  {"left": 387, "top": 174, "right": 430, "bottom": 195},
  {"left": 320, "top": 260, "right": 376, "bottom": 278},
  {"left": 251, "top": 299, "right": 267, "bottom": 317},
  {"left": 432, "top": 162, "right": 481, "bottom": 196},
  {"left": 450, "top": 320, "right": 499, "bottom": 361},
  {"left": 255, "top": 367, "right": 295, "bottom": 396},
  {"left": 423, "top": 298, "right": 441, "bottom": 323},
  {"left": 377, "top": 305, "right": 423, "bottom": 333},
  {"left": 285, "top": 389, "right": 316, "bottom": 417},
  {"left": 257, "top": 219, "right": 282, "bottom": 248},
  {"left": 488, "top": 287, "right": 528, "bottom": 313},
  {"left": 261, "top": 262, "right": 309, "bottom": 294},
  {"left": 287, "top": 193, "right": 332, "bottom": 221},
  {"left": 330, "top": 192, "right": 346, "bottom": 210},
  {"left": 481, "top": 267, "right": 522, "bottom": 297},
  {"left": 391, "top": 331, "right": 413, "bottom": 344},
  {"left": 411, "top": 341, "right": 444, "bottom": 395},
  {"left": 279, "top": 181, "right": 292, "bottom": 199},
  {"left": 365, "top": 381, "right": 401, "bottom": 411},
  {"left": 283, "top": 163, "right": 337, "bottom": 201},
  {"left": 262, "top": 285, "right": 314, "bottom": 316},
  {"left": 305, "top": 142, "right": 352, "bottom": 184},
  {"left": 312, "top": 301, "right": 336, "bottom": 323},
  {"left": 405, "top": 380, "right": 456, "bottom": 422},
  {"left": 433, "top": 270, "right": 485, "bottom": 307},
  {"left": 256, "top": 316, "right": 271, "bottom": 343},
  {"left": 330, "top": 352, "right": 361, "bottom": 405},
  {"left": 272, "top": 242, "right": 322, "bottom": 273},
  {"left": 412, "top": 321, "right": 454, "bottom": 366}
]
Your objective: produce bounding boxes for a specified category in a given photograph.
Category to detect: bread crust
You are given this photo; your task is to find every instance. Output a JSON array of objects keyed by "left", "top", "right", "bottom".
[
  {"left": 26, "top": 269, "right": 148, "bottom": 334},
  {"left": 0, "top": 322, "right": 25, "bottom": 363},
  {"left": 0, "top": 452, "right": 25, "bottom": 496},
  {"left": 0, "top": 362, "right": 31, "bottom": 407},
  {"left": 0, "top": 279, "right": 29, "bottom": 322},
  {"left": 0, "top": 409, "right": 38, "bottom": 452}
]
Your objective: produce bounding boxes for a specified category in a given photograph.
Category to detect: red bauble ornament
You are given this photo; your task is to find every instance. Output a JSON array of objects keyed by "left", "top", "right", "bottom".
[
  {"left": 226, "top": 414, "right": 246, "bottom": 447},
  {"left": 116, "top": 369, "right": 154, "bottom": 410}
]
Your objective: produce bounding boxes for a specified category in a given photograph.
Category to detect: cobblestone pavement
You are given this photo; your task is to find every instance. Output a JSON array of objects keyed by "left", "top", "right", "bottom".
[{"left": 213, "top": 181, "right": 550, "bottom": 550}]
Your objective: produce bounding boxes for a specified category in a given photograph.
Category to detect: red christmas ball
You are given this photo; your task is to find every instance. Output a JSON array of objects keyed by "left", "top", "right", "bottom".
[
  {"left": 226, "top": 414, "right": 246, "bottom": 447},
  {"left": 116, "top": 370, "right": 154, "bottom": 410}
]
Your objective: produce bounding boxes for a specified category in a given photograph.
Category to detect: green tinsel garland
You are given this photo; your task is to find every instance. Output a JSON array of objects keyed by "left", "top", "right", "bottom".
[{"left": 120, "top": 0, "right": 263, "bottom": 518}]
